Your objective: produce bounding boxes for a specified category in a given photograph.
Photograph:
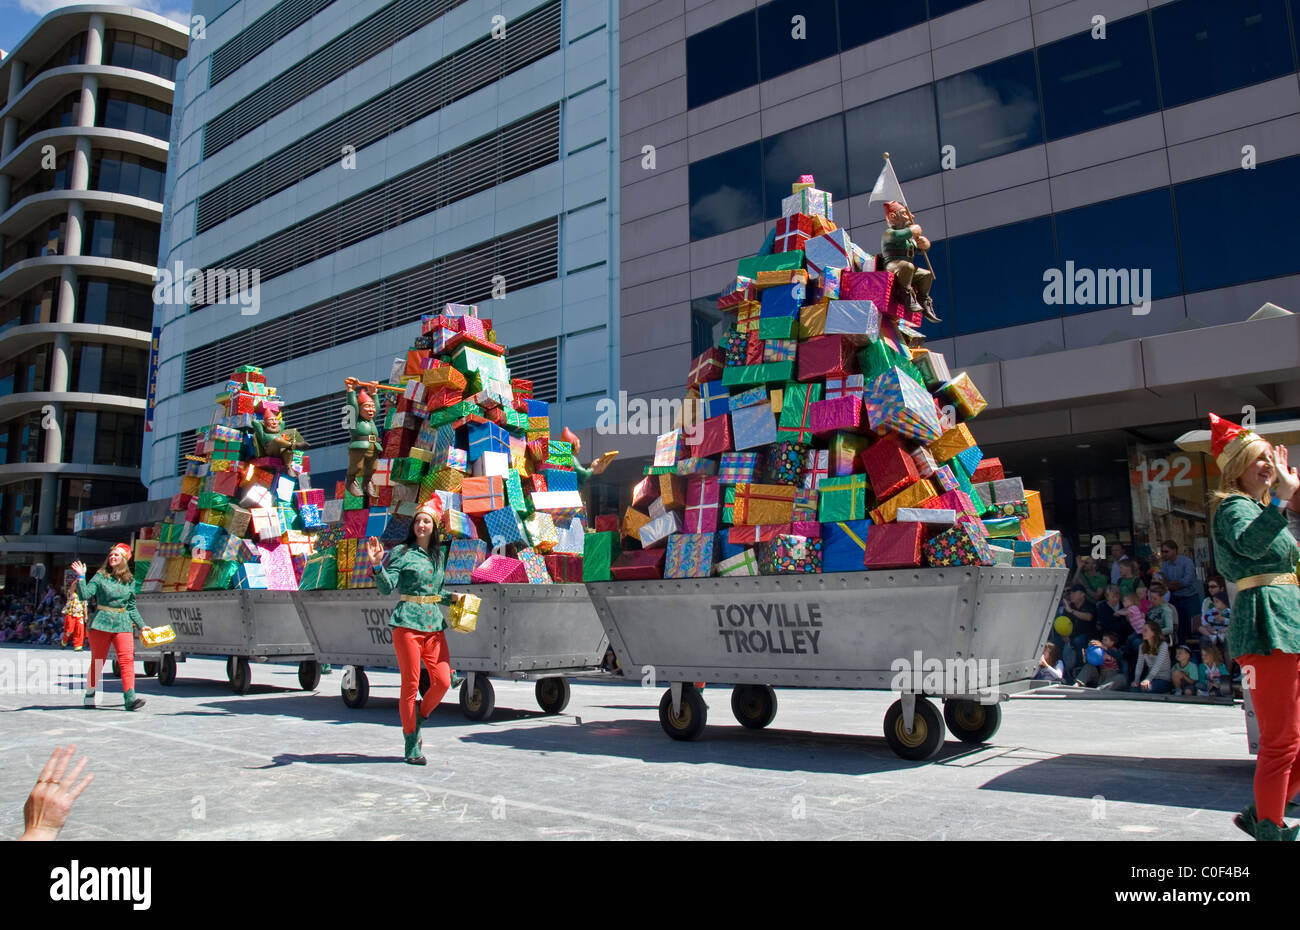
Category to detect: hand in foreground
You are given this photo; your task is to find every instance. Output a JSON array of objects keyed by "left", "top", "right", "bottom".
[
  {"left": 366, "top": 536, "right": 385, "bottom": 565},
  {"left": 71, "top": 561, "right": 86, "bottom": 577},
  {"left": 19, "top": 746, "right": 93, "bottom": 841},
  {"left": 1273, "top": 446, "right": 1299, "bottom": 501}
]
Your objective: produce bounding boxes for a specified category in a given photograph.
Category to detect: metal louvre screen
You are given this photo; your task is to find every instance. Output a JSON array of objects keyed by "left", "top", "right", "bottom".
[
  {"left": 181, "top": 219, "right": 559, "bottom": 393},
  {"left": 196, "top": 1, "right": 562, "bottom": 233},
  {"left": 194, "top": 106, "right": 559, "bottom": 301},
  {"left": 202, "top": 0, "right": 468, "bottom": 157},
  {"left": 209, "top": 0, "right": 339, "bottom": 86},
  {"left": 505, "top": 338, "right": 559, "bottom": 404},
  {"left": 175, "top": 430, "right": 197, "bottom": 475}
]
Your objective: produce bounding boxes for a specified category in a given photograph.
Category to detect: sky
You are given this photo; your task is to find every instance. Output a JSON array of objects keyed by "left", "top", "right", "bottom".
[{"left": 1, "top": 0, "right": 190, "bottom": 59}]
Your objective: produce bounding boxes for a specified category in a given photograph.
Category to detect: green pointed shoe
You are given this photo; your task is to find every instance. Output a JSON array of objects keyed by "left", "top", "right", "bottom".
[
  {"left": 402, "top": 731, "right": 426, "bottom": 765},
  {"left": 1234, "top": 804, "right": 1258, "bottom": 838},
  {"left": 123, "top": 689, "right": 146, "bottom": 712},
  {"left": 1255, "top": 818, "right": 1299, "bottom": 841},
  {"left": 83, "top": 691, "right": 96, "bottom": 709}
]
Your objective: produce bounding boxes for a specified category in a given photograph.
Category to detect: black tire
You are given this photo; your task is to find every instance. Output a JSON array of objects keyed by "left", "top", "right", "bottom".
[
  {"left": 230, "top": 657, "right": 252, "bottom": 695},
  {"left": 298, "top": 660, "right": 321, "bottom": 691},
  {"left": 226, "top": 656, "right": 236, "bottom": 682},
  {"left": 883, "top": 697, "right": 945, "bottom": 760},
  {"left": 419, "top": 667, "right": 430, "bottom": 698},
  {"left": 943, "top": 699, "right": 1002, "bottom": 744},
  {"left": 459, "top": 676, "right": 496, "bottom": 721},
  {"left": 157, "top": 654, "right": 177, "bottom": 687},
  {"left": 658, "top": 685, "right": 707, "bottom": 741},
  {"left": 535, "top": 677, "right": 571, "bottom": 714},
  {"left": 341, "top": 667, "right": 369, "bottom": 709},
  {"left": 731, "top": 684, "right": 778, "bottom": 729},
  {"left": 143, "top": 660, "right": 159, "bottom": 678}
]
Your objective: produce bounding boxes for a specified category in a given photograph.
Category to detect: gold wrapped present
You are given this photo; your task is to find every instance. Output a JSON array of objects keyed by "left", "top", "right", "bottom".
[
  {"left": 929, "top": 423, "right": 976, "bottom": 463},
  {"left": 449, "top": 592, "right": 481, "bottom": 633},
  {"left": 1022, "top": 490, "right": 1046, "bottom": 540},
  {"left": 735, "top": 301, "right": 761, "bottom": 333},
  {"left": 181, "top": 475, "right": 202, "bottom": 496},
  {"left": 871, "top": 479, "right": 939, "bottom": 525},
  {"left": 798, "top": 298, "right": 829, "bottom": 339},
  {"left": 199, "top": 508, "right": 227, "bottom": 528},
  {"left": 756, "top": 269, "right": 808, "bottom": 288},
  {"left": 622, "top": 506, "right": 650, "bottom": 541},
  {"left": 432, "top": 468, "right": 464, "bottom": 493},
  {"left": 141, "top": 625, "right": 177, "bottom": 647},
  {"left": 732, "top": 483, "right": 796, "bottom": 525},
  {"left": 658, "top": 474, "right": 687, "bottom": 510}
]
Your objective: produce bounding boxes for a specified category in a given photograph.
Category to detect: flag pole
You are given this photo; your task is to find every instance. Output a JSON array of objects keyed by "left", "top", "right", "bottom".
[{"left": 881, "top": 152, "right": 936, "bottom": 277}]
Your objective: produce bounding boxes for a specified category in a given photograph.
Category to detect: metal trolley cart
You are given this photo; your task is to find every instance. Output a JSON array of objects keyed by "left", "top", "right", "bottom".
[
  {"left": 134, "top": 591, "right": 321, "bottom": 694},
  {"left": 586, "top": 566, "right": 1068, "bottom": 760},
  {"left": 295, "top": 584, "right": 610, "bottom": 719}
]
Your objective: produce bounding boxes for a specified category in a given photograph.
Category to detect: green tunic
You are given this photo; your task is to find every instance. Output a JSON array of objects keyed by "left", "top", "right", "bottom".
[
  {"left": 1212, "top": 494, "right": 1300, "bottom": 657},
  {"left": 372, "top": 543, "right": 454, "bottom": 632},
  {"left": 574, "top": 461, "right": 593, "bottom": 488},
  {"left": 75, "top": 573, "right": 145, "bottom": 634},
  {"left": 346, "top": 389, "right": 381, "bottom": 452}
]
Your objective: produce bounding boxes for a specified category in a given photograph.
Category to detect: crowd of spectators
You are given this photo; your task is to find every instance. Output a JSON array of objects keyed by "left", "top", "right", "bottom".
[
  {"left": 0, "top": 589, "right": 68, "bottom": 647},
  {"left": 1034, "top": 541, "right": 1236, "bottom": 699}
]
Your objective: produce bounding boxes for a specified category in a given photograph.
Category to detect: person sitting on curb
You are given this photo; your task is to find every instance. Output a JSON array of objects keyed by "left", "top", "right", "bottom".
[
  {"left": 1171, "top": 645, "right": 1200, "bottom": 695},
  {"left": 1130, "top": 620, "right": 1173, "bottom": 694}
]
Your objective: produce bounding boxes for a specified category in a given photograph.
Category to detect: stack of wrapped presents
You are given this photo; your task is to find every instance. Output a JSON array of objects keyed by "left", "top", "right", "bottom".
[
  {"left": 594, "top": 176, "right": 1067, "bottom": 581},
  {"left": 139, "top": 366, "right": 320, "bottom": 592}
]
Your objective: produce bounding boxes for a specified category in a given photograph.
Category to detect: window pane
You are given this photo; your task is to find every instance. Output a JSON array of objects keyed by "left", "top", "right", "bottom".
[
  {"left": 761, "top": 114, "right": 847, "bottom": 220},
  {"left": 689, "top": 141, "right": 764, "bottom": 240},
  {"left": 1153, "top": 0, "right": 1296, "bottom": 108},
  {"left": 1053, "top": 188, "right": 1182, "bottom": 308},
  {"left": 916, "top": 237, "right": 954, "bottom": 341},
  {"left": 936, "top": 52, "right": 1042, "bottom": 165},
  {"left": 686, "top": 13, "right": 759, "bottom": 109},
  {"left": 76, "top": 345, "right": 103, "bottom": 392},
  {"left": 757, "top": 0, "right": 838, "bottom": 82},
  {"left": 1174, "top": 155, "right": 1300, "bottom": 292},
  {"left": 1038, "top": 13, "right": 1159, "bottom": 140},
  {"left": 838, "top": 0, "right": 925, "bottom": 49},
  {"left": 948, "top": 215, "right": 1057, "bottom": 335},
  {"left": 690, "top": 297, "right": 725, "bottom": 358},
  {"left": 846, "top": 84, "right": 940, "bottom": 193}
]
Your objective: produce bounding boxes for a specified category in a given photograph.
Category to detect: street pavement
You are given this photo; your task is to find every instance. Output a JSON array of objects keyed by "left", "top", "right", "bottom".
[{"left": 0, "top": 645, "right": 1257, "bottom": 841}]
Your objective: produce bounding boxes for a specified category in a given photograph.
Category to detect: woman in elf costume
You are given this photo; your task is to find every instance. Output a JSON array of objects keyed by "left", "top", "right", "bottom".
[
  {"left": 71, "top": 544, "right": 156, "bottom": 711},
  {"left": 367, "top": 501, "right": 463, "bottom": 764},
  {"left": 60, "top": 581, "right": 85, "bottom": 650},
  {"left": 1207, "top": 414, "right": 1300, "bottom": 840}
]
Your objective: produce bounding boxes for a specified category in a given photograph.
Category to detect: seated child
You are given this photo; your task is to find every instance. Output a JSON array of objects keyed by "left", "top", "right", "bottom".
[
  {"left": 1197, "top": 644, "right": 1232, "bottom": 698},
  {"left": 1198, "top": 591, "right": 1230, "bottom": 648},
  {"left": 1074, "top": 632, "right": 1127, "bottom": 689},
  {"left": 1146, "top": 582, "right": 1177, "bottom": 642},
  {"left": 1171, "top": 644, "right": 1200, "bottom": 695},
  {"left": 1034, "top": 642, "right": 1065, "bottom": 682}
]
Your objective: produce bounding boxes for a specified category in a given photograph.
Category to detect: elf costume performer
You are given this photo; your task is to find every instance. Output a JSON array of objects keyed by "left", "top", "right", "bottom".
[
  {"left": 1207, "top": 413, "right": 1300, "bottom": 841},
  {"left": 880, "top": 200, "right": 940, "bottom": 324},
  {"left": 560, "top": 427, "right": 618, "bottom": 488},
  {"left": 72, "top": 544, "right": 155, "bottom": 711},
  {"left": 61, "top": 584, "right": 85, "bottom": 650},
  {"left": 343, "top": 377, "right": 382, "bottom": 499},
  {"left": 249, "top": 399, "right": 309, "bottom": 470},
  {"left": 368, "top": 502, "right": 462, "bottom": 765}
]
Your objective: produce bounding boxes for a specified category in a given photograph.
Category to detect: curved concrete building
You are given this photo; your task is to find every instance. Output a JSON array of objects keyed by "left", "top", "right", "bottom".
[{"left": 0, "top": 5, "right": 187, "bottom": 592}]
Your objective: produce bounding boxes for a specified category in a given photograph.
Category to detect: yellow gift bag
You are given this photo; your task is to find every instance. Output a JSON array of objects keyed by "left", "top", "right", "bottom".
[
  {"left": 141, "top": 625, "right": 177, "bottom": 646},
  {"left": 448, "top": 592, "right": 481, "bottom": 634}
]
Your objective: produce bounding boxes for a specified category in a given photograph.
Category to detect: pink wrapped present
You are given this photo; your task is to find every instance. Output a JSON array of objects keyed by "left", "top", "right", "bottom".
[
  {"left": 654, "top": 429, "right": 682, "bottom": 468},
  {"left": 718, "top": 277, "right": 758, "bottom": 310},
  {"left": 632, "top": 476, "right": 657, "bottom": 509},
  {"left": 924, "top": 490, "right": 980, "bottom": 523},
  {"left": 684, "top": 476, "right": 721, "bottom": 534},
  {"left": 687, "top": 348, "right": 725, "bottom": 389},
  {"left": 809, "top": 395, "right": 862, "bottom": 435},
  {"left": 471, "top": 554, "right": 529, "bottom": 584},
  {"left": 798, "top": 334, "right": 858, "bottom": 383},
  {"left": 933, "top": 465, "right": 959, "bottom": 493},
  {"left": 687, "top": 414, "right": 732, "bottom": 459},
  {"left": 840, "top": 270, "right": 897, "bottom": 311},
  {"left": 342, "top": 509, "right": 369, "bottom": 539},
  {"left": 790, "top": 519, "right": 822, "bottom": 538},
  {"left": 719, "top": 452, "right": 760, "bottom": 485},
  {"left": 258, "top": 542, "right": 299, "bottom": 591}
]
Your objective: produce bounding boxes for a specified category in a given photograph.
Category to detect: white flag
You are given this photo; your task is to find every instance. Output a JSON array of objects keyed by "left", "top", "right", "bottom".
[{"left": 868, "top": 157, "right": 907, "bottom": 208}]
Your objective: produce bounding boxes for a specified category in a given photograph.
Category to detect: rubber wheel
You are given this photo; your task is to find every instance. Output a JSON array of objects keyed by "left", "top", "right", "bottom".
[
  {"left": 341, "top": 667, "right": 369, "bottom": 709},
  {"left": 943, "top": 699, "right": 1002, "bottom": 744},
  {"left": 143, "top": 660, "right": 159, "bottom": 678},
  {"left": 419, "top": 667, "right": 430, "bottom": 698},
  {"left": 157, "top": 654, "right": 177, "bottom": 687},
  {"left": 731, "top": 684, "right": 778, "bottom": 729},
  {"left": 658, "top": 685, "right": 707, "bottom": 741},
  {"left": 230, "top": 657, "right": 252, "bottom": 695},
  {"left": 298, "top": 660, "right": 321, "bottom": 691},
  {"left": 535, "top": 677, "right": 571, "bottom": 714},
  {"left": 459, "top": 676, "right": 496, "bottom": 721},
  {"left": 226, "top": 657, "right": 236, "bottom": 682},
  {"left": 883, "top": 697, "right": 945, "bottom": 761}
]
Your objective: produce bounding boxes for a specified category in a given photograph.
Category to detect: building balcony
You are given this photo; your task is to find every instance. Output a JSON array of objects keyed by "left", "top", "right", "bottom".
[
  {"left": 0, "top": 321, "right": 150, "bottom": 362},
  {"left": 0, "top": 189, "right": 163, "bottom": 240},
  {"left": 0, "top": 389, "right": 145, "bottom": 421},
  {"left": 1, "top": 64, "right": 175, "bottom": 125},
  {"left": 0, "top": 254, "right": 157, "bottom": 300},
  {"left": 0, "top": 461, "right": 142, "bottom": 489},
  {"left": 0, "top": 126, "right": 169, "bottom": 181}
]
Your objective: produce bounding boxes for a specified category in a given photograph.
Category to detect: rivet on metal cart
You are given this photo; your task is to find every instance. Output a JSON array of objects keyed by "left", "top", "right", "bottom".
[
  {"left": 586, "top": 566, "right": 1068, "bottom": 760},
  {"left": 135, "top": 590, "right": 322, "bottom": 693},
  {"left": 295, "top": 583, "right": 609, "bottom": 718}
]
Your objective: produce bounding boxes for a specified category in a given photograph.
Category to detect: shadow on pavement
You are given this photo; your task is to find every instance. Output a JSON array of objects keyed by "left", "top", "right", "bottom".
[
  {"left": 977, "top": 752, "right": 1254, "bottom": 812},
  {"left": 191, "top": 692, "right": 549, "bottom": 726},
  {"left": 248, "top": 751, "right": 403, "bottom": 768}
]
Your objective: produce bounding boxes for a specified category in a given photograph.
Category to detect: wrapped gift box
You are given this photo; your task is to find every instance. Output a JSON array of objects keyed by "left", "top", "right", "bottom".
[
  {"left": 721, "top": 362, "right": 795, "bottom": 387},
  {"left": 727, "top": 523, "right": 790, "bottom": 545},
  {"left": 861, "top": 522, "right": 924, "bottom": 569},
  {"left": 485, "top": 507, "right": 528, "bottom": 546},
  {"left": 763, "top": 339, "right": 798, "bottom": 364},
  {"left": 821, "top": 520, "right": 872, "bottom": 572},
  {"left": 954, "top": 444, "right": 984, "bottom": 478},
  {"left": 911, "top": 348, "right": 952, "bottom": 388},
  {"left": 865, "top": 367, "right": 943, "bottom": 442},
  {"left": 716, "top": 549, "right": 760, "bottom": 577},
  {"left": 461, "top": 476, "right": 505, "bottom": 515},
  {"left": 468, "top": 421, "right": 509, "bottom": 463},
  {"left": 699, "top": 381, "right": 731, "bottom": 420},
  {"left": 801, "top": 449, "right": 830, "bottom": 491},
  {"left": 824, "top": 300, "right": 882, "bottom": 345},
  {"left": 731, "top": 403, "right": 778, "bottom": 451},
  {"left": 936, "top": 372, "right": 988, "bottom": 421},
  {"left": 840, "top": 269, "right": 893, "bottom": 304},
  {"left": 235, "top": 562, "right": 267, "bottom": 590},
  {"left": 774, "top": 213, "right": 813, "bottom": 253},
  {"left": 684, "top": 476, "right": 721, "bottom": 534},
  {"left": 828, "top": 432, "right": 869, "bottom": 477},
  {"left": 797, "top": 335, "right": 856, "bottom": 384},
  {"left": 718, "top": 276, "right": 758, "bottom": 309},
  {"left": 718, "top": 452, "right": 759, "bottom": 485},
  {"left": 732, "top": 483, "right": 796, "bottom": 525},
  {"left": 186, "top": 558, "right": 212, "bottom": 592},
  {"left": 737, "top": 250, "right": 804, "bottom": 279},
  {"left": 657, "top": 474, "right": 687, "bottom": 510},
  {"left": 858, "top": 334, "right": 921, "bottom": 385},
  {"left": 817, "top": 474, "right": 869, "bottom": 522},
  {"left": 1030, "top": 531, "right": 1065, "bottom": 568},
  {"left": 471, "top": 554, "right": 529, "bottom": 584},
  {"left": 654, "top": 430, "right": 682, "bottom": 468},
  {"left": 675, "top": 456, "right": 717, "bottom": 476},
  {"left": 611, "top": 549, "right": 667, "bottom": 580},
  {"left": 365, "top": 508, "right": 389, "bottom": 538},
  {"left": 639, "top": 510, "right": 683, "bottom": 548},
  {"left": 688, "top": 414, "right": 732, "bottom": 459},
  {"left": 543, "top": 552, "right": 583, "bottom": 582},
  {"left": 781, "top": 186, "right": 832, "bottom": 220},
  {"left": 582, "top": 531, "right": 619, "bottom": 581},
  {"left": 1022, "top": 490, "right": 1046, "bottom": 540},
  {"left": 446, "top": 539, "right": 489, "bottom": 584},
  {"left": 622, "top": 506, "right": 651, "bottom": 541},
  {"left": 924, "top": 523, "right": 995, "bottom": 568},
  {"left": 803, "top": 228, "right": 851, "bottom": 275},
  {"left": 972, "top": 458, "right": 1005, "bottom": 483},
  {"left": 982, "top": 516, "right": 1023, "bottom": 538},
  {"left": 543, "top": 468, "right": 579, "bottom": 494},
  {"left": 665, "top": 533, "right": 715, "bottom": 579},
  {"left": 898, "top": 507, "right": 957, "bottom": 526},
  {"left": 763, "top": 440, "right": 807, "bottom": 486},
  {"left": 203, "top": 559, "right": 241, "bottom": 591},
  {"left": 809, "top": 395, "right": 862, "bottom": 435},
  {"left": 872, "top": 478, "right": 939, "bottom": 525},
  {"left": 524, "top": 512, "right": 558, "bottom": 552},
  {"left": 824, "top": 374, "right": 864, "bottom": 403},
  {"left": 860, "top": 435, "right": 918, "bottom": 499},
  {"left": 930, "top": 422, "right": 976, "bottom": 463},
  {"left": 518, "top": 548, "right": 553, "bottom": 584},
  {"left": 734, "top": 304, "right": 761, "bottom": 336},
  {"left": 759, "top": 534, "right": 823, "bottom": 574}
]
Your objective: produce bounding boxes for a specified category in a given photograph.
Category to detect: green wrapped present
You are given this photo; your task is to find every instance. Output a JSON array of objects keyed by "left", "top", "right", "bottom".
[
  {"left": 343, "top": 489, "right": 366, "bottom": 511},
  {"left": 504, "top": 470, "right": 530, "bottom": 514},
  {"left": 582, "top": 531, "right": 619, "bottom": 582},
  {"left": 450, "top": 346, "right": 509, "bottom": 384},
  {"left": 547, "top": 440, "right": 574, "bottom": 467},
  {"left": 132, "top": 560, "right": 150, "bottom": 592},
  {"left": 817, "top": 474, "right": 869, "bottom": 522},
  {"left": 393, "top": 457, "right": 426, "bottom": 484},
  {"left": 778, "top": 381, "right": 822, "bottom": 443},
  {"left": 299, "top": 549, "right": 339, "bottom": 591},
  {"left": 722, "top": 362, "right": 795, "bottom": 386},
  {"left": 858, "top": 338, "right": 924, "bottom": 385},
  {"left": 203, "top": 560, "right": 240, "bottom": 590},
  {"left": 738, "top": 251, "right": 803, "bottom": 279},
  {"left": 277, "top": 502, "right": 301, "bottom": 531},
  {"left": 643, "top": 465, "right": 677, "bottom": 475},
  {"left": 758, "top": 317, "right": 797, "bottom": 339},
  {"left": 427, "top": 401, "right": 483, "bottom": 427},
  {"left": 197, "top": 491, "right": 230, "bottom": 512},
  {"left": 505, "top": 409, "right": 528, "bottom": 431}
]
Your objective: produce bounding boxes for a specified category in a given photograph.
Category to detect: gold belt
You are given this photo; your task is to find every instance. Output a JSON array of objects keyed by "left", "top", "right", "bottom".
[
  {"left": 400, "top": 594, "right": 442, "bottom": 605},
  {"left": 97, "top": 606, "right": 127, "bottom": 613},
  {"left": 1236, "top": 573, "right": 1299, "bottom": 591}
]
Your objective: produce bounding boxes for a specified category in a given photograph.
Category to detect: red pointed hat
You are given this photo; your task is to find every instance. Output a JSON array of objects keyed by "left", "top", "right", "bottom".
[
  {"left": 1209, "top": 412, "right": 1263, "bottom": 469},
  {"left": 111, "top": 543, "right": 132, "bottom": 561},
  {"left": 356, "top": 388, "right": 373, "bottom": 406},
  {"left": 561, "top": 427, "right": 580, "bottom": 447}
]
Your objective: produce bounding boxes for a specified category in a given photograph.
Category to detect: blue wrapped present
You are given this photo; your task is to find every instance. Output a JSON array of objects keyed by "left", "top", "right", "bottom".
[
  {"left": 665, "top": 533, "right": 715, "bottom": 579},
  {"left": 467, "top": 421, "right": 509, "bottom": 462},
  {"left": 728, "top": 386, "right": 767, "bottom": 411},
  {"left": 298, "top": 503, "right": 325, "bottom": 529},
  {"left": 714, "top": 531, "right": 746, "bottom": 563},
  {"left": 730, "top": 403, "right": 778, "bottom": 451},
  {"left": 381, "top": 514, "right": 411, "bottom": 544},
  {"left": 365, "top": 508, "right": 389, "bottom": 538},
  {"left": 543, "top": 468, "right": 579, "bottom": 494},
  {"left": 526, "top": 399, "right": 549, "bottom": 419},
  {"left": 235, "top": 562, "right": 266, "bottom": 589},
  {"left": 190, "top": 522, "right": 225, "bottom": 554},
  {"left": 484, "top": 507, "right": 528, "bottom": 546},
  {"left": 954, "top": 444, "right": 983, "bottom": 477},
  {"left": 699, "top": 380, "right": 730, "bottom": 420},
  {"left": 821, "top": 520, "right": 872, "bottom": 573}
]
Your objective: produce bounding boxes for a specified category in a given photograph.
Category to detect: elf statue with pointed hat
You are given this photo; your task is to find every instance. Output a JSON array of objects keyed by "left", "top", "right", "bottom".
[
  {"left": 1207, "top": 412, "right": 1300, "bottom": 841},
  {"left": 343, "top": 377, "right": 382, "bottom": 499}
]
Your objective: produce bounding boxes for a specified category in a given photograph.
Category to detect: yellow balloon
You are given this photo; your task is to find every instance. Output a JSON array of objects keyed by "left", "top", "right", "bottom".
[{"left": 1054, "top": 615, "right": 1073, "bottom": 637}]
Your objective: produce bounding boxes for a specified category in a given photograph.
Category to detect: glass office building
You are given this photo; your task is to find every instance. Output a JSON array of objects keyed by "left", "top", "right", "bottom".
[
  {"left": 619, "top": 0, "right": 1300, "bottom": 569},
  {"left": 0, "top": 6, "right": 188, "bottom": 593},
  {"left": 145, "top": 0, "right": 620, "bottom": 501}
]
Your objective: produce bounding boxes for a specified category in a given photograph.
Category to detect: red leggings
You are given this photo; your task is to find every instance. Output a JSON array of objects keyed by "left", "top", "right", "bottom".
[
  {"left": 62, "top": 613, "right": 85, "bottom": 649},
  {"left": 392, "top": 626, "right": 451, "bottom": 735},
  {"left": 87, "top": 629, "right": 135, "bottom": 692},
  {"left": 1239, "top": 651, "right": 1300, "bottom": 826}
]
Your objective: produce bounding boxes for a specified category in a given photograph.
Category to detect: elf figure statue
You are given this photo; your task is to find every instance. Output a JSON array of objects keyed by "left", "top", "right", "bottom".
[
  {"left": 250, "top": 399, "right": 309, "bottom": 470},
  {"left": 881, "top": 200, "right": 940, "bottom": 324},
  {"left": 343, "top": 377, "right": 382, "bottom": 499}
]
